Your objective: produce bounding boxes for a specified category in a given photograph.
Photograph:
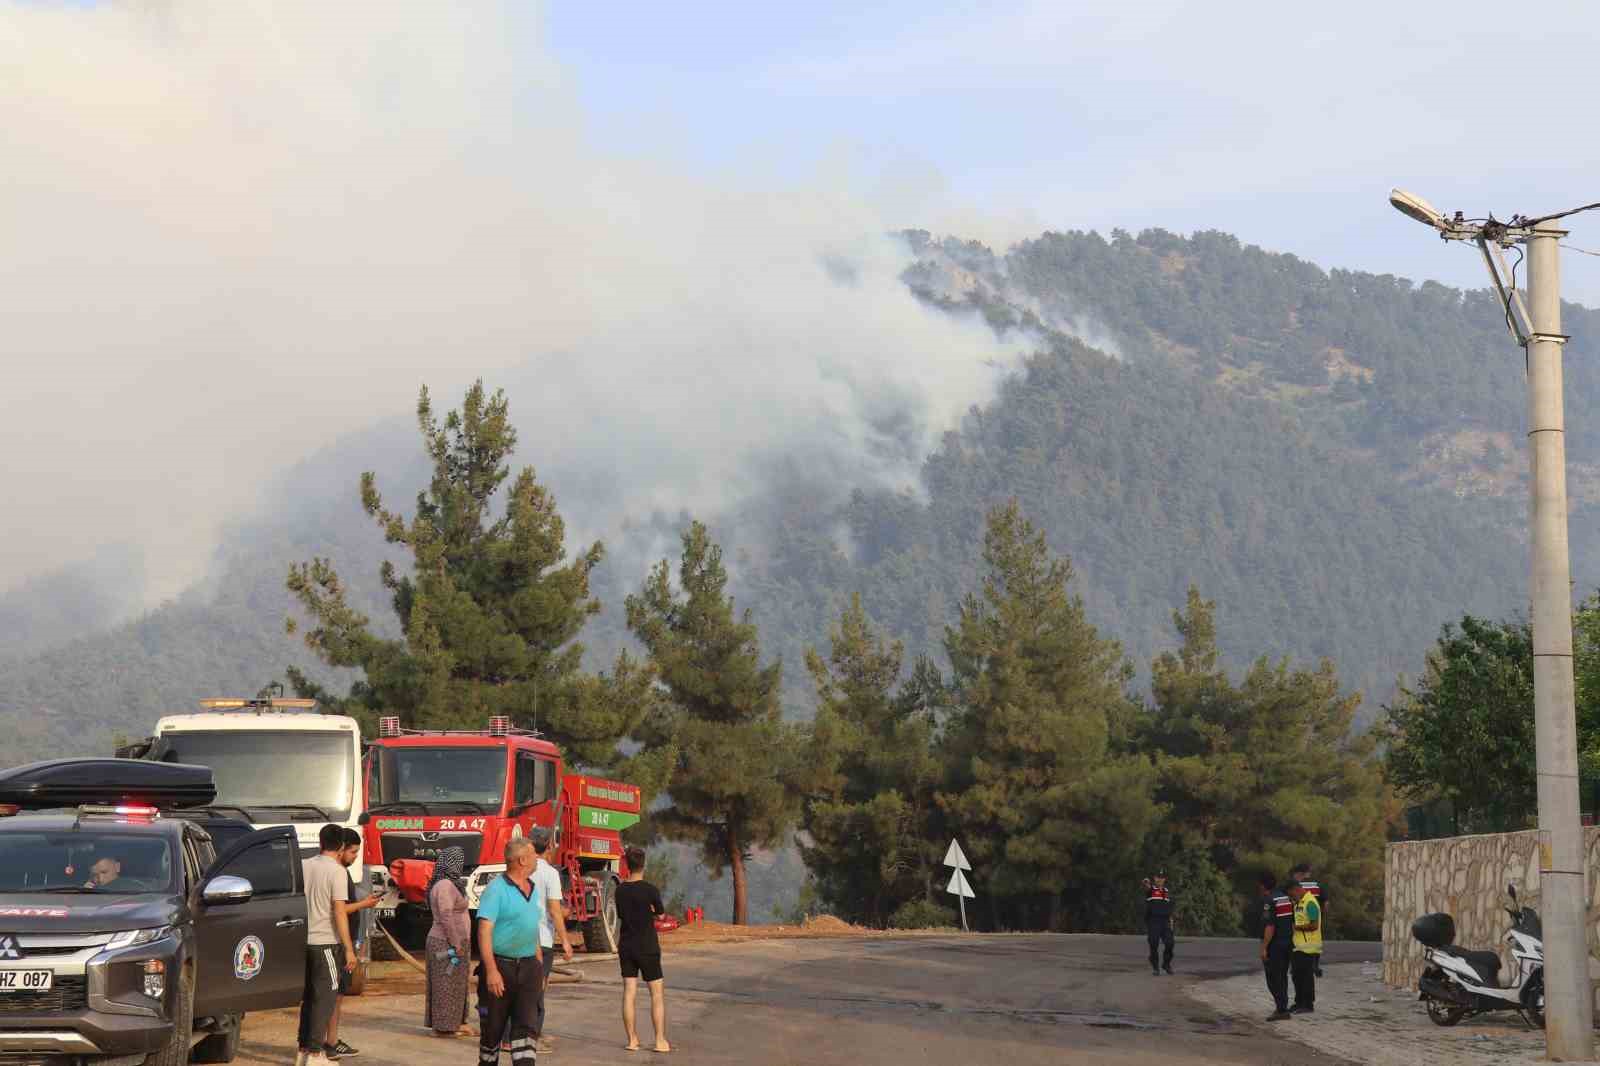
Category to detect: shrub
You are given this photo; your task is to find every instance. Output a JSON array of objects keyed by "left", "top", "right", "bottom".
[{"left": 889, "top": 898, "right": 959, "bottom": 930}]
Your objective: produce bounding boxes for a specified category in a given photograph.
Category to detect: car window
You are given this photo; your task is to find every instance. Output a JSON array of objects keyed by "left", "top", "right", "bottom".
[
  {"left": 538, "top": 759, "right": 558, "bottom": 803},
  {"left": 213, "top": 836, "right": 296, "bottom": 898},
  {"left": 0, "top": 831, "right": 174, "bottom": 894}
]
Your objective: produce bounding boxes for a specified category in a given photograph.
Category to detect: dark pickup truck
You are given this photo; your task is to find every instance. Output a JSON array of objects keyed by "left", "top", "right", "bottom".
[{"left": 0, "top": 759, "right": 308, "bottom": 1065}]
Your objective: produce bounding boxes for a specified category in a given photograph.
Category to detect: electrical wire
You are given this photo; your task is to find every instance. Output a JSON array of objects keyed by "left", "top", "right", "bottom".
[
  {"left": 1561, "top": 242, "right": 1600, "bottom": 258},
  {"left": 1505, "top": 244, "right": 1524, "bottom": 348},
  {"left": 1521, "top": 201, "right": 1600, "bottom": 226}
]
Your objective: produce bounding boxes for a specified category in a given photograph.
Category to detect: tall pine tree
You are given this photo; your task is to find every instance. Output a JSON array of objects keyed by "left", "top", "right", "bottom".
[
  {"left": 937, "top": 501, "right": 1159, "bottom": 931},
  {"left": 800, "top": 595, "right": 945, "bottom": 927},
  {"left": 285, "top": 381, "right": 658, "bottom": 775},
  {"left": 1148, "top": 586, "right": 1397, "bottom": 938},
  {"left": 625, "top": 521, "right": 801, "bottom": 925}
]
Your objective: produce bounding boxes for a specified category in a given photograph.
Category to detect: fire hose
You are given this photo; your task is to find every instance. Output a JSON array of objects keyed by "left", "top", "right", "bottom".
[{"left": 375, "top": 923, "right": 585, "bottom": 983}]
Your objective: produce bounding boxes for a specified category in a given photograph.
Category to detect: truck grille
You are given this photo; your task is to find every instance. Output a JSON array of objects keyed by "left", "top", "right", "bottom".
[
  {"left": 0, "top": 976, "right": 87, "bottom": 1015},
  {"left": 380, "top": 832, "right": 482, "bottom": 866}
]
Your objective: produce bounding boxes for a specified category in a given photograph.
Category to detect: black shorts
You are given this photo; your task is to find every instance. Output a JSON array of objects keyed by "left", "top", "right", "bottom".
[{"left": 619, "top": 945, "right": 663, "bottom": 982}]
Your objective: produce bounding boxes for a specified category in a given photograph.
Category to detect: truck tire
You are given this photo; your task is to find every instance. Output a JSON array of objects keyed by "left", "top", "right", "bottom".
[
  {"left": 189, "top": 1012, "right": 242, "bottom": 1063},
  {"left": 582, "top": 877, "right": 620, "bottom": 954},
  {"left": 144, "top": 966, "right": 193, "bottom": 1066}
]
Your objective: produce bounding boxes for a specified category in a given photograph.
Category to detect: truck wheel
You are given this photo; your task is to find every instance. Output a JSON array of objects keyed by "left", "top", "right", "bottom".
[
  {"left": 345, "top": 960, "right": 369, "bottom": 997},
  {"left": 144, "top": 966, "right": 193, "bottom": 1066},
  {"left": 582, "top": 877, "right": 620, "bottom": 954},
  {"left": 189, "top": 1013, "right": 242, "bottom": 1063}
]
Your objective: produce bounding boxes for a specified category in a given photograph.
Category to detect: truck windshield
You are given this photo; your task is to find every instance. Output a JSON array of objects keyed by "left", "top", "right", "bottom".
[
  {"left": 0, "top": 833, "right": 175, "bottom": 894},
  {"left": 372, "top": 747, "right": 507, "bottom": 811},
  {"left": 157, "top": 730, "right": 354, "bottom": 821}
]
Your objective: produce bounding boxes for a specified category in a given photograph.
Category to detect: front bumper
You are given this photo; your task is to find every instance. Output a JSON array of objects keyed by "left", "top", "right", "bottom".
[
  {"left": 0, "top": 931, "right": 177, "bottom": 1060},
  {"left": 0, "top": 1009, "right": 171, "bottom": 1061}
]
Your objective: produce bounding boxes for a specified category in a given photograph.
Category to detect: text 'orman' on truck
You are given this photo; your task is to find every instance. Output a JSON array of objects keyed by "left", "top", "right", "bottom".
[
  {"left": 362, "top": 715, "right": 642, "bottom": 954},
  {"left": 0, "top": 757, "right": 310, "bottom": 1065}
]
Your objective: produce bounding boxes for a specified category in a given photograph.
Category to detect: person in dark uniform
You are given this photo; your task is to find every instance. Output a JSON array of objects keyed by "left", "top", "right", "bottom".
[
  {"left": 1142, "top": 870, "right": 1175, "bottom": 975},
  {"left": 1258, "top": 873, "right": 1293, "bottom": 1021},
  {"left": 1290, "top": 862, "right": 1327, "bottom": 977}
]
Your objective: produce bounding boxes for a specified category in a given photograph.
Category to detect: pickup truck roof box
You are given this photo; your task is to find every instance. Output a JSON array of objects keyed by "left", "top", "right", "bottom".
[{"left": 0, "top": 758, "right": 217, "bottom": 810}]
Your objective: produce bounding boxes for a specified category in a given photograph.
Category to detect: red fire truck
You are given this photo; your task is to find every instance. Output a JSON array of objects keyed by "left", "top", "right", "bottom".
[{"left": 360, "top": 716, "right": 641, "bottom": 953}]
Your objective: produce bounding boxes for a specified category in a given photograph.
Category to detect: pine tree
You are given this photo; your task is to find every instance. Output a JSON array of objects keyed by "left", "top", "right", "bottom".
[
  {"left": 937, "top": 501, "right": 1159, "bottom": 931},
  {"left": 799, "top": 594, "right": 944, "bottom": 926},
  {"left": 625, "top": 521, "right": 802, "bottom": 925},
  {"left": 285, "top": 381, "right": 658, "bottom": 774},
  {"left": 1149, "top": 586, "right": 1398, "bottom": 938}
]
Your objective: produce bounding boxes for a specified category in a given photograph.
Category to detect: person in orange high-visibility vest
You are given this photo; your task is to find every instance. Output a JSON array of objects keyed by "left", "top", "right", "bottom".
[{"left": 1142, "top": 870, "right": 1175, "bottom": 975}]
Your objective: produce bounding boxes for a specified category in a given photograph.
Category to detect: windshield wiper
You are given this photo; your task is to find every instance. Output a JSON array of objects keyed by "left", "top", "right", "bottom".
[
  {"left": 190, "top": 804, "right": 255, "bottom": 822},
  {"left": 366, "top": 802, "right": 434, "bottom": 816},
  {"left": 435, "top": 801, "right": 486, "bottom": 813},
  {"left": 251, "top": 804, "right": 332, "bottom": 820},
  {"left": 38, "top": 886, "right": 91, "bottom": 893}
]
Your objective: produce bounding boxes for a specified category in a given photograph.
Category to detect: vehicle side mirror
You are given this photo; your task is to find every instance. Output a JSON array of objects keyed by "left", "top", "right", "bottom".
[
  {"left": 202, "top": 875, "right": 254, "bottom": 906},
  {"left": 357, "top": 811, "right": 371, "bottom": 826}
]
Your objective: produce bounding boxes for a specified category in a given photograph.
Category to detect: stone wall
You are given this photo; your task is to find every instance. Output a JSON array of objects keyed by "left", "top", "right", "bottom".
[{"left": 1384, "top": 827, "right": 1600, "bottom": 991}]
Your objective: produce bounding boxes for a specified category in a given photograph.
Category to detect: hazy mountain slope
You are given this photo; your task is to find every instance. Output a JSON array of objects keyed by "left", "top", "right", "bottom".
[{"left": 5, "top": 227, "right": 1598, "bottom": 757}]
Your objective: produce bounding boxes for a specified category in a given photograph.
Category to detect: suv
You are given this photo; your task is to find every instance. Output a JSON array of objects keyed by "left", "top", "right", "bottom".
[{"left": 0, "top": 758, "right": 308, "bottom": 1065}]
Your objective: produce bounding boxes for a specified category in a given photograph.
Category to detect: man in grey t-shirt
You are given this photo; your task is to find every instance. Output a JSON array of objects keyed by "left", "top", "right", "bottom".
[{"left": 297, "top": 825, "right": 353, "bottom": 1065}]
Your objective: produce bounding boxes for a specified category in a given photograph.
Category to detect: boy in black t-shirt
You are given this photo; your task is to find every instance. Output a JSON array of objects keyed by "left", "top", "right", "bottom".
[{"left": 616, "top": 846, "right": 670, "bottom": 1053}]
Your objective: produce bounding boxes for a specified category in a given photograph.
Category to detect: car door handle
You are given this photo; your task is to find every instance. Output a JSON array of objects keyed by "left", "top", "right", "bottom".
[{"left": 277, "top": 918, "right": 306, "bottom": 929}]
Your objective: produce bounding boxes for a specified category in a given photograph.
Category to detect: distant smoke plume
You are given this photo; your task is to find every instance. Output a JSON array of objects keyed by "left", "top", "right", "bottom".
[{"left": 0, "top": 1, "right": 1025, "bottom": 602}]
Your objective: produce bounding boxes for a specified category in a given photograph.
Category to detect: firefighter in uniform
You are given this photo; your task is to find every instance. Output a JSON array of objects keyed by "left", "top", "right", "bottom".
[
  {"left": 1142, "top": 870, "right": 1174, "bottom": 975},
  {"left": 1290, "top": 862, "right": 1326, "bottom": 977},
  {"left": 1258, "top": 873, "right": 1294, "bottom": 1020}
]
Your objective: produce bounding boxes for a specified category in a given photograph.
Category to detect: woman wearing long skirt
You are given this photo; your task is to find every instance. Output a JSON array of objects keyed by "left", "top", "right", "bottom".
[{"left": 423, "top": 847, "right": 472, "bottom": 1038}]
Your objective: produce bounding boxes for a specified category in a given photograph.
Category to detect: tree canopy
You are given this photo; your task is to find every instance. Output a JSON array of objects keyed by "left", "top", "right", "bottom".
[{"left": 284, "top": 381, "right": 656, "bottom": 772}]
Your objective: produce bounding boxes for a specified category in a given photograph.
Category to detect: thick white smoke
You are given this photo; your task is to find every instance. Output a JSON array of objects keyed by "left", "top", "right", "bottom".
[{"left": 0, "top": 1, "right": 1028, "bottom": 602}]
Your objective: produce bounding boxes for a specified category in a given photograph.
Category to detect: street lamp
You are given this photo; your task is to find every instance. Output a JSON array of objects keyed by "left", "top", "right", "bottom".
[{"left": 1390, "top": 188, "right": 1591, "bottom": 1058}]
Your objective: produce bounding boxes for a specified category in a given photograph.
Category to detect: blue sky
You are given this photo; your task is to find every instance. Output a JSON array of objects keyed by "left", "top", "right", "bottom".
[{"left": 545, "top": 1, "right": 1600, "bottom": 305}]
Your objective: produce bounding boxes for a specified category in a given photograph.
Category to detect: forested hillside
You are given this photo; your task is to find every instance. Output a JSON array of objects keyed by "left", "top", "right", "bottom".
[{"left": 5, "top": 227, "right": 1599, "bottom": 754}]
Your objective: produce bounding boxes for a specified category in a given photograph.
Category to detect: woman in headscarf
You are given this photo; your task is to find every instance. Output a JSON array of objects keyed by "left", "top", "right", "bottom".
[{"left": 423, "top": 847, "right": 472, "bottom": 1037}]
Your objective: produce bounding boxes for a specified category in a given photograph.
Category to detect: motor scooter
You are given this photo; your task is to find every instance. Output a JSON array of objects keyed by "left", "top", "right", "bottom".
[{"left": 1412, "top": 883, "right": 1544, "bottom": 1027}]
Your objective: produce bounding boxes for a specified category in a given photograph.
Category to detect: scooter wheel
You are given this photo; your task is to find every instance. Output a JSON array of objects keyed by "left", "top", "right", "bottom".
[{"left": 1425, "top": 996, "right": 1466, "bottom": 1027}]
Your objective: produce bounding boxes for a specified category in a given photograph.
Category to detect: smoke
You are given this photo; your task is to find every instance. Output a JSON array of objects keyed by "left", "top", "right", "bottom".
[{"left": 0, "top": 1, "right": 1028, "bottom": 602}]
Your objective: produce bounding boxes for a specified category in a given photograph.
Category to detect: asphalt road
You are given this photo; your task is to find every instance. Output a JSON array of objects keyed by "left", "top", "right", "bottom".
[{"left": 234, "top": 935, "right": 1381, "bottom": 1065}]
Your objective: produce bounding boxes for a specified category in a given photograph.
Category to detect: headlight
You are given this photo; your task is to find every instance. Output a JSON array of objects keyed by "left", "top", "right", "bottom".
[{"left": 106, "top": 926, "right": 171, "bottom": 949}]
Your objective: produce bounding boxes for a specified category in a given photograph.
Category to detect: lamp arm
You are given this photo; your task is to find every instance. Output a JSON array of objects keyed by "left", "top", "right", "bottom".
[{"left": 1478, "top": 237, "right": 1534, "bottom": 347}]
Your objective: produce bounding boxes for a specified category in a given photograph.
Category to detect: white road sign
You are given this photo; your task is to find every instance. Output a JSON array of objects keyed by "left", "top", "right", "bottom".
[
  {"left": 946, "top": 868, "right": 975, "bottom": 899},
  {"left": 943, "top": 839, "right": 971, "bottom": 871}
]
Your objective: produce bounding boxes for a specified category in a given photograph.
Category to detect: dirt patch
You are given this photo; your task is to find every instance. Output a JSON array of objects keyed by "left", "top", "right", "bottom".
[{"left": 662, "top": 916, "right": 887, "bottom": 946}]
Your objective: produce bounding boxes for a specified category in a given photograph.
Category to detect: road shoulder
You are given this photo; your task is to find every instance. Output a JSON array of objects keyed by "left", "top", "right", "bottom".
[{"left": 1188, "top": 961, "right": 1549, "bottom": 1066}]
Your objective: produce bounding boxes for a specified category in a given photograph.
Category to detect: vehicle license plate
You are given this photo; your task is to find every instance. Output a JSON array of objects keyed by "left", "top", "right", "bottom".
[{"left": 0, "top": 969, "right": 52, "bottom": 991}]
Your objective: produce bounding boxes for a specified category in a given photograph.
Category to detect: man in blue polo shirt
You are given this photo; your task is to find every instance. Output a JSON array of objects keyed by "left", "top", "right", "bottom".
[{"left": 477, "top": 838, "right": 545, "bottom": 1066}]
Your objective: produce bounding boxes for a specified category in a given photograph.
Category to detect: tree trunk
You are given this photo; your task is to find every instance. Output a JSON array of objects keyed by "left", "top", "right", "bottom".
[{"left": 728, "top": 823, "right": 749, "bottom": 925}]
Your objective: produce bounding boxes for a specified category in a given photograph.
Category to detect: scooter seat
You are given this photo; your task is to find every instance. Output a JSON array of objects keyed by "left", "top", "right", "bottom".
[{"left": 1438, "top": 945, "right": 1502, "bottom": 984}]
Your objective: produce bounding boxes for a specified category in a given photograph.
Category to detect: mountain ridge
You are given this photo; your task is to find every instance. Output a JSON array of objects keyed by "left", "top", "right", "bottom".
[{"left": 3, "top": 226, "right": 1596, "bottom": 757}]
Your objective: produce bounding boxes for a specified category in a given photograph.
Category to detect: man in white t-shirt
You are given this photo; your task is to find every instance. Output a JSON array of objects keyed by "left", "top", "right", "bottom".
[{"left": 531, "top": 829, "right": 573, "bottom": 1053}]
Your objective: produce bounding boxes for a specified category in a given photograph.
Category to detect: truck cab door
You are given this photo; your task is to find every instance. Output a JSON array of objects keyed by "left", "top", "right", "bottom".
[{"left": 192, "top": 826, "right": 307, "bottom": 1017}]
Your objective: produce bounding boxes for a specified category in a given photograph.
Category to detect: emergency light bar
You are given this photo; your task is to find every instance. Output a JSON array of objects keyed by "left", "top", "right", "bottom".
[
  {"left": 378, "top": 716, "right": 401, "bottom": 738},
  {"left": 489, "top": 716, "right": 510, "bottom": 737},
  {"left": 78, "top": 804, "right": 161, "bottom": 821},
  {"left": 199, "top": 697, "right": 318, "bottom": 711}
]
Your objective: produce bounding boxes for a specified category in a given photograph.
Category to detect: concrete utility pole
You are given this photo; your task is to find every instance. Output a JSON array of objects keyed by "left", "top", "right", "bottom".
[
  {"left": 1390, "top": 190, "right": 1595, "bottom": 1059},
  {"left": 1524, "top": 223, "right": 1594, "bottom": 1058}
]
